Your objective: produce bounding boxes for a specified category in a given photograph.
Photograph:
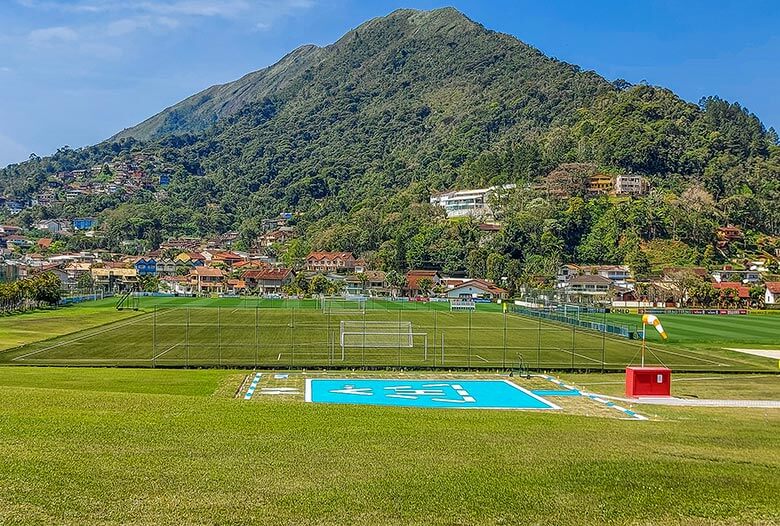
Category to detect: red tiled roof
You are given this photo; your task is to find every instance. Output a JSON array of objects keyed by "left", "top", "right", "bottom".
[
  {"left": 712, "top": 282, "right": 750, "bottom": 299},
  {"left": 405, "top": 270, "right": 439, "bottom": 289},
  {"left": 450, "top": 279, "right": 507, "bottom": 295},
  {"left": 37, "top": 238, "right": 53, "bottom": 248},
  {"left": 192, "top": 267, "right": 223, "bottom": 277},
  {"left": 764, "top": 282, "right": 780, "bottom": 294},
  {"left": 242, "top": 268, "right": 291, "bottom": 280},
  {"left": 213, "top": 251, "right": 244, "bottom": 262}
]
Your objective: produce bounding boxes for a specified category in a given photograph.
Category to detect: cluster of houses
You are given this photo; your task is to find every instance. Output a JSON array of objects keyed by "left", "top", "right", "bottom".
[
  {"left": 1, "top": 153, "right": 171, "bottom": 215},
  {"left": 554, "top": 262, "right": 780, "bottom": 306},
  {"left": 0, "top": 235, "right": 511, "bottom": 301}
]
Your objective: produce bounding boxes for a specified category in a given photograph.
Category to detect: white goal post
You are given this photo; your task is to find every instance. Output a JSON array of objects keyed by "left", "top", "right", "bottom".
[
  {"left": 338, "top": 320, "right": 428, "bottom": 360},
  {"left": 321, "top": 295, "right": 367, "bottom": 314}
]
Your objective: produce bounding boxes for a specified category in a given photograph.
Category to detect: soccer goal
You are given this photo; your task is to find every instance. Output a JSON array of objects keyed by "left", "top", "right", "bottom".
[
  {"left": 450, "top": 298, "right": 476, "bottom": 311},
  {"left": 338, "top": 320, "right": 428, "bottom": 360},
  {"left": 321, "top": 295, "right": 367, "bottom": 314}
]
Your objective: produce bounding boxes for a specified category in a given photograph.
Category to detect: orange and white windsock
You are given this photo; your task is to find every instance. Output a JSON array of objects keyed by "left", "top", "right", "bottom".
[{"left": 642, "top": 314, "right": 668, "bottom": 340}]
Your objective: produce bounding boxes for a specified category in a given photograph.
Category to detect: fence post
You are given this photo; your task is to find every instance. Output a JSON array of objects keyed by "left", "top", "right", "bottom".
[
  {"left": 152, "top": 305, "right": 157, "bottom": 368},
  {"left": 185, "top": 307, "right": 190, "bottom": 369},
  {"left": 467, "top": 309, "right": 472, "bottom": 370},
  {"left": 502, "top": 310, "right": 507, "bottom": 370},
  {"left": 537, "top": 315, "right": 541, "bottom": 369},
  {"left": 571, "top": 323, "right": 575, "bottom": 369},
  {"left": 601, "top": 309, "right": 606, "bottom": 373}
]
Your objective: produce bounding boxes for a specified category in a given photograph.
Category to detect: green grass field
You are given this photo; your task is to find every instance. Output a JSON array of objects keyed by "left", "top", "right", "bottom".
[
  {"left": 579, "top": 310, "right": 780, "bottom": 345},
  {"left": 0, "top": 366, "right": 778, "bottom": 525},
  {"left": 1, "top": 297, "right": 776, "bottom": 371}
]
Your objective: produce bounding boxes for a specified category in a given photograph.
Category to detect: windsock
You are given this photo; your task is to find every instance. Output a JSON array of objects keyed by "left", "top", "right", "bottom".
[{"left": 642, "top": 314, "right": 668, "bottom": 340}]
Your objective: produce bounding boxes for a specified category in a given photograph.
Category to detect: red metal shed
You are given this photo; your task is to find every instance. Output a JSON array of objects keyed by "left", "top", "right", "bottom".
[{"left": 625, "top": 366, "right": 671, "bottom": 397}]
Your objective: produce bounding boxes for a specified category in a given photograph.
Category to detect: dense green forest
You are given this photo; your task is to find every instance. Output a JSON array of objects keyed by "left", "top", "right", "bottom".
[{"left": 1, "top": 8, "right": 778, "bottom": 287}]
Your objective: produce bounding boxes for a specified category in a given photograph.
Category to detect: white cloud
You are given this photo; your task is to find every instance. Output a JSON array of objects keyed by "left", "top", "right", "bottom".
[{"left": 29, "top": 26, "right": 79, "bottom": 44}]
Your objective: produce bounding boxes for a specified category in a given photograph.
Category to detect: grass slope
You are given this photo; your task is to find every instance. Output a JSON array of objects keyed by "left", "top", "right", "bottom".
[
  {"left": 0, "top": 367, "right": 777, "bottom": 525},
  {"left": 0, "top": 298, "right": 138, "bottom": 351}
]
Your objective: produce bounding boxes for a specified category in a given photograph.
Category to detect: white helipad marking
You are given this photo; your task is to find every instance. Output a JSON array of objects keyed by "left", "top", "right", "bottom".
[
  {"left": 725, "top": 348, "right": 780, "bottom": 360},
  {"left": 330, "top": 386, "right": 373, "bottom": 396}
]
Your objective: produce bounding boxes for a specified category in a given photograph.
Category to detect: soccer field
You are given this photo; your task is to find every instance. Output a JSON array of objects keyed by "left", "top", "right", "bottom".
[
  {"left": 578, "top": 311, "right": 780, "bottom": 345},
  {"left": 2, "top": 297, "right": 776, "bottom": 371}
]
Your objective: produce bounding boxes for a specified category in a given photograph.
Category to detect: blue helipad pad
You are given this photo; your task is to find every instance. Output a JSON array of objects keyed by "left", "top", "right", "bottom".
[{"left": 305, "top": 379, "right": 559, "bottom": 410}]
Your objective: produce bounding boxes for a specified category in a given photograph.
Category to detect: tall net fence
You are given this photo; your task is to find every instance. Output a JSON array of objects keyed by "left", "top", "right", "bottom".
[{"left": 10, "top": 302, "right": 766, "bottom": 371}]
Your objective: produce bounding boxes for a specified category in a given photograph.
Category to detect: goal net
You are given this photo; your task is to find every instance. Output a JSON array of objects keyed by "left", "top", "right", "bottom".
[
  {"left": 340, "top": 321, "right": 413, "bottom": 348},
  {"left": 321, "top": 295, "right": 366, "bottom": 314},
  {"left": 337, "top": 320, "right": 428, "bottom": 362}
]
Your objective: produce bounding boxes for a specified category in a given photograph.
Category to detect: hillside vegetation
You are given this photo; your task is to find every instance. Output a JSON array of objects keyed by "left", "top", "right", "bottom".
[{"left": 1, "top": 8, "right": 778, "bottom": 285}]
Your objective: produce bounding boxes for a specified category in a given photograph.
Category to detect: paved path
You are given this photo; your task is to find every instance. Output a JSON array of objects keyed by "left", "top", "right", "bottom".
[
  {"left": 724, "top": 348, "right": 780, "bottom": 360},
  {"left": 602, "top": 395, "right": 780, "bottom": 409}
]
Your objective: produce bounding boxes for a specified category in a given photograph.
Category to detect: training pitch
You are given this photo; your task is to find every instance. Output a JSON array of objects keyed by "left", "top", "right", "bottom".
[{"left": 2, "top": 296, "right": 777, "bottom": 371}]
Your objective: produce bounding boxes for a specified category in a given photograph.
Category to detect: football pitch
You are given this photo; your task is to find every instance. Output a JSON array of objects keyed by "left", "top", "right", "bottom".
[
  {"left": 2, "top": 297, "right": 777, "bottom": 371},
  {"left": 578, "top": 310, "right": 780, "bottom": 345}
]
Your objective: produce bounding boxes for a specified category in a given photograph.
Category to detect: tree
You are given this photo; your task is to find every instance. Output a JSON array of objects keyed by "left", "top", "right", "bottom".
[
  {"left": 385, "top": 270, "right": 404, "bottom": 298},
  {"left": 77, "top": 272, "right": 94, "bottom": 293},
  {"left": 416, "top": 277, "right": 433, "bottom": 297},
  {"left": 308, "top": 274, "right": 330, "bottom": 296}
]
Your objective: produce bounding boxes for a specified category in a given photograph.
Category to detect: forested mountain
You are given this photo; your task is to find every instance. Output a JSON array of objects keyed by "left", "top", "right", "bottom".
[{"left": 2, "top": 7, "right": 779, "bottom": 285}]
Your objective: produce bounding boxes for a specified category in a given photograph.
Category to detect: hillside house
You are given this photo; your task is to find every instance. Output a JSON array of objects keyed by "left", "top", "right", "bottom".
[
  {"left": 160, "top": 275, "right": 192, "bottom": 295},
  {"left": 305, "top": 252, "right": 356, "bottom": 273},
  {"left": 133, "top": 258, "right": 157, "bottom": 276},
  {"left": 615, "top": 175, "right": 649, "bottom": 195},
  {"left": 155, "top": 258, "right": 176, "bottom": 276},
  {"left": 716, "top": 226, "right": 743, "bottom": 248},
  {"left": 190, "top": 267, "right": 224, "bottom": 294},
  {"left": 404, "top": 270, "right": 442, "bottom": 297},
  {"left": 345, "top": 270, "right": 388, "bottom": 296},
  {"left": 711, "top": 281, "right": 751, "bottom": 302},
  {"left": 446, "top": 279, "right": 507, "bottom": 300},
  {"left": 587, "top": 174, "right": 613, "bottom": 194},
  {"left": 429, "top": 184, "right": 515, "bottom": 219},
  {"left": 91, "top": 267, "right": 138, "bottom": 292},
  {"left": 564, "top": 274, "right": 613, "bottom": 297},
  {"left": 764, "top": 282, "right": 780, "bottom": 305},
  {"left": 242, "top": 268, "right": 292, "bottom": 293},
  {"left": 557, "top": 264, "right": 632, "bottom": 288},
  {"left": 34, "top": 219, "right": 70, "bottom": 234}
]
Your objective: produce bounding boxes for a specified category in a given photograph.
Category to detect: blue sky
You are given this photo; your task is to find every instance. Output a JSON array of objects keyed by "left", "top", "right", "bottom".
[{"left": 1, "top": 0, "right": 778, "bottom": 167}]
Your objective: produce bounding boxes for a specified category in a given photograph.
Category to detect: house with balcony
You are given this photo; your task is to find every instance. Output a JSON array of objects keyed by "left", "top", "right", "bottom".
[
  {"left": 429, "top": 184, "right": 515, "bottom": 220},
  {"left": 242, "top": 268, "right": 292, "bottom": 293},
  {"left": 190, "top": 267, "right": 224, "bottom": 295},
  {"left": 305, "top": 252, "right": 356, "bottom": 273},
  {"left": 133, "top": 258, "right": 157, "bottom": 276}
]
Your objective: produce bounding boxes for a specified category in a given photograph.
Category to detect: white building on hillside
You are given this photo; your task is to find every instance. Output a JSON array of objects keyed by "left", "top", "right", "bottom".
[
  {"left": 615, "top": 175, "right": 648, "bottom": 195},
  {"left": 430, "top": 184, "right": 515, "bottom": 219}
]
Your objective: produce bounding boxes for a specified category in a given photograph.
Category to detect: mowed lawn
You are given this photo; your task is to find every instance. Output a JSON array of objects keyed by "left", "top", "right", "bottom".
[
  {"left": 581, "top": 311, "right": 780, "bottom": 345},
  {"left": 0, "top": 298, "right": 139, "bottom": 351},
  {"left": 3, "top": 302, "right": 775, "bottom": 371},
  {"left": 0, "top": 367, "right": 778, "bottom": 525}
]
